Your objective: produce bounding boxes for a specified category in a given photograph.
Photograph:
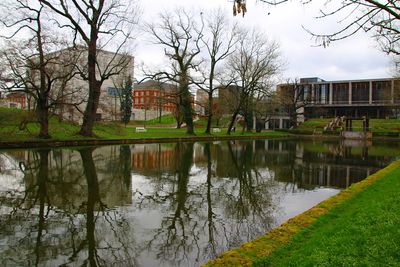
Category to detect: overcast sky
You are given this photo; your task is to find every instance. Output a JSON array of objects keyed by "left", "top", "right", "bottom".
[{"left": 135, "top": 0, "right": 393, "bottom": 82}]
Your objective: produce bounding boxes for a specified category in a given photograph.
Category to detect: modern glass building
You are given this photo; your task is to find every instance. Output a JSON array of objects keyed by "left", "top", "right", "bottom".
[{"left": 294, "top": 77, "right": 400, "bottom": 119}]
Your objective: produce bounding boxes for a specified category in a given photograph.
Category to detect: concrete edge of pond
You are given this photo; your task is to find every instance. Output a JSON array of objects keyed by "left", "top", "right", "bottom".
[
  {"left": 202, "top": 159, "right": 400, "bottom": 267},
  {"left": 2, "top": 133, "right": 399, "bottom": 149},
  {"left": 0, "top": 134, "right": 291, "bottom": 149}
]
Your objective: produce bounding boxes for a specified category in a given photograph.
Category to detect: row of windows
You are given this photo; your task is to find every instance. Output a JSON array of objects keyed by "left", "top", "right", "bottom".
[
  {"left": 299, "top": 81, "right": 397, "bottom": 104},
  {"left": 134, "top": 90, "right": 160, "bottom": 97},
  {"left": 107, "top": 87, "right": 164, "bottom": 97}
]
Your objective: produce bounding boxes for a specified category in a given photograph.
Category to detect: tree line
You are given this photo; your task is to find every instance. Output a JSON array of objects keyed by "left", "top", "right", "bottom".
[{"left": 0, "top": 0, "right": 398, "bottom": 138}]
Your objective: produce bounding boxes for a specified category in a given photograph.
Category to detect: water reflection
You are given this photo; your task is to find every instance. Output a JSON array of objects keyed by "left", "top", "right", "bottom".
[
  {"left": 0, "top": 147, "right": 136, "bottom": 266},
  {"left": 0, "top": 139, "right": 398, "bottom": 266}
]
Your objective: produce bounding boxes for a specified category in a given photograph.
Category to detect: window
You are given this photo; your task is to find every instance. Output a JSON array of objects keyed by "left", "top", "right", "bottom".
[
  {"left": 95, "top": 113, "right": 102, "bottom": 121},
  {"left": 314, "top": 84, "right": 329, "bottom": 104},
  {"left": 107, "top": 87, "right": 119, "bottom": 97},
  {"left": 332, "top": 83, "right": 349, "bottom": 104},
  {"left": 372, "top": 81, "right": 391, "bottom": 103},
  {"left": 352, "top": 82, "right": 369, "bottom": 104}
]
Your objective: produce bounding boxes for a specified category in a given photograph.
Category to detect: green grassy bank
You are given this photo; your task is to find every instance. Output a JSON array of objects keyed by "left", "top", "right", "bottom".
[
  {"left": 204, "top": 160, "right": 400, "bottom": 267},
  {"left": 0, "top": 108, "right": 285, "bottom": 144}
]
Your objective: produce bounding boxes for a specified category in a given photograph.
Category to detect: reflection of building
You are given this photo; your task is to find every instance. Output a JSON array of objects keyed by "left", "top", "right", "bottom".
[
  {"left": 254, "top": 139, "right": 389, "bottom": 189},
  {"left": 268, "top": 77, "right": 400, "bottom": 129},
  {"left": 131, "top": 144, "right": 175, "bottom": 173}
]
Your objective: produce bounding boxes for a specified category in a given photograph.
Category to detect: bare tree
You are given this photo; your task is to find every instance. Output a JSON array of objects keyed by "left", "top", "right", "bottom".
[
  {"left": 144, "top": 8, "right": 203, "bottom": 135},
  {"left": 274, "top": 79, "right": 309, "bottom": 128},
  {"left": 195, "top": 9, "right": 238, "bottom": 134},
  {"left": 260, "top": 1, "right": 400, "bottom": 55},
  {"left": 38, "top": 0, "right": 139, "bottom": 136},
  {"left": 224, "top": 28, "right": 282, "bottom": 134},
  {"left": 0, "top": 0, "right": 78, "bottom": 138}
]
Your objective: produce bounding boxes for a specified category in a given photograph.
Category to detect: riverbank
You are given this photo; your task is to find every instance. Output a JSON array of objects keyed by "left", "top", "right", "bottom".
[
  {"left": 0, "top": 108, "right": 291, "bottom": 148},
  {"left": 1, "top": 108, "right": 399, "bottom": 148},
  {"left": 204, "top": 160, "right": 400, "bottom": 266}
]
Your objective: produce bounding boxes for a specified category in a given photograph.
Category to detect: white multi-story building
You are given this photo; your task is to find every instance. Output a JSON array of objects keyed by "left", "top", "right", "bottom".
[{"left": 30, "top": 46, "right": 134, "bottom": 123}]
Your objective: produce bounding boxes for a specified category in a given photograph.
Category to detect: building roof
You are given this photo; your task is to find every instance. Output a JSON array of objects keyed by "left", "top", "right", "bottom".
[{"left": 134, "top": 80, "right": 177, "bottom": 92}]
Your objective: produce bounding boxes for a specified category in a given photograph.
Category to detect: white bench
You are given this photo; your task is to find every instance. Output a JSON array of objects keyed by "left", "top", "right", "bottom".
[
  {"left": 135, "top": 127, "right": 147, "bottom": 133},
  {"left": 212, "top": 128, "right": 221, "bottom": 133}
]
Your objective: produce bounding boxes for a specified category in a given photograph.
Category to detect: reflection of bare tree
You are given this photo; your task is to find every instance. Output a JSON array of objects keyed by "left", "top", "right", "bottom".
[
  {"left": 133, "top": 141, "right": 279, "bottom": 266},
  {"left": 34, "top": 149, "right": 50, "bottom": 266},
  {"left": 204, "top": 143, "right": 217, "bottom": 258},
  {"left": 142, "top": 142, "right": 195, "bottom": 265},
  {"left": 79, "top": 148, "right": 104, "bottom": 266},
  {"left": 224, "top": 141, "right": 276, "bottom": 241},
  {"left": 0, "top": 147, "right": 136, "bottom": 266}
]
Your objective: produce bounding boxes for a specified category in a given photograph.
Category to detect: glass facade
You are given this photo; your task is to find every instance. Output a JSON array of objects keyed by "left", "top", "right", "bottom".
[
  {"left": 332, "top": 83, "right": 349, "bottom": 104},
  {"left": 372, "top": 81, "right": 391, "bottom": 103},
  {"left": 314, "top": 84, "right": 329, "bottom": 104},
  {"left": 352, "top": 82, "right": 369, "bottom": 104}
]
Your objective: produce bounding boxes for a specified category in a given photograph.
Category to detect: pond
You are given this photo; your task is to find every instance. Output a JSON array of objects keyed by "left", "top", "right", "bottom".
[{"left": 0, "top": 139, "right": 398, "bottom": 266}]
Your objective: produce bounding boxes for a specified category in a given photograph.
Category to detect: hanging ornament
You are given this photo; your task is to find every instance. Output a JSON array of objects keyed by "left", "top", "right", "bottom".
[{"left": 232, "top": 0, "right": 247, "bottom": 17}]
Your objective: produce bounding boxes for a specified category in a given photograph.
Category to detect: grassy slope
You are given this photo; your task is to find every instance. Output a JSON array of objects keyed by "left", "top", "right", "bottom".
[
  {"left": 204, "top": 161, "right": 400, "bottom": 267},
  {"left": 253, "top": 164, "right": 400, "bottom": 266}
]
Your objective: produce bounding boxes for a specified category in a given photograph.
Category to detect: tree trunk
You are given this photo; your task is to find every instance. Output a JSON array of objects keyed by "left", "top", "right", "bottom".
[
  {"left": 182, "top": 88, "right": 194, "bottom": 135},
  {"left": 227, "top": 111, "right": 239, "bottom": 135},
  {"left": 205, "top": 93, "right": 213, "bottom": 134},
  {"left": 183, "top": 99, "right": 194, "bottom": 134},
  {"left": 79, "top": 82, "right": 101, "bottom": 137},
  {"left": 37, "top": 99, "right": 50, "bottom": 139},
  {"left": 79, "top": 41, "right": 102, "bottom": 137}
]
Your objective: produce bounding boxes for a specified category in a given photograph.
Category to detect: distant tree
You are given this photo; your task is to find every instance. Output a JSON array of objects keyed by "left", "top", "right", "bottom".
[
  {"left": 195, "top": 9, "right": 238, "bottom": 134},
  {"left": 274, "top": 79, "right": 309, "bottom": 128},
  {"left": 39, "top": 0, "right": 139, "bottom": 137},
  {"left": 224, "top": 28, "right": 282, "bottom": 134},
  {"left": 120, "top": 76, "right": 133, "bottom": 126},
  {"left": 0, "top": 0, "right": 78, "bottom": 138},
  {"left": 144, "top": 8, "right": 203, "bottom": 135}
]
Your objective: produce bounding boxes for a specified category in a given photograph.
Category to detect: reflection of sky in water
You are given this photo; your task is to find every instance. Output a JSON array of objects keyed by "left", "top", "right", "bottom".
[
  {"left": 0, "top": 140, "right": 399, "bottom": 267},
  {"left": 274, "top": 186, "right": 339, "bottom": 224},
  {"left": 0, "top": 154, "right": 25, "bottom": 194}
]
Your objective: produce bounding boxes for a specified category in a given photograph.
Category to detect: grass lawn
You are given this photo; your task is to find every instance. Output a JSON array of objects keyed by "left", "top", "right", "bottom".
[
  {"left": 0, "top": 108, "right": 287, "bottom": 143},
  {"left": 252, "top": 163, "right": 400, "bottom": 267}
]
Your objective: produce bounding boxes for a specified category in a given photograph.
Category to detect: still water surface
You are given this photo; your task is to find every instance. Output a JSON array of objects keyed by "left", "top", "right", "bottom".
[{"left": 0, "top": 139, "right": 398, "bottom": 266}]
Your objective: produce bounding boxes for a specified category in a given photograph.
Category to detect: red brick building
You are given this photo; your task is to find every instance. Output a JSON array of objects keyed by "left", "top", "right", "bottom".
[
  {"left": 133, "top": 80, "right": 177, "bottom": 112},
  {"left": 5, "top": 92, "right": 27, "bottom": 109}
]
